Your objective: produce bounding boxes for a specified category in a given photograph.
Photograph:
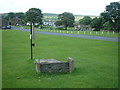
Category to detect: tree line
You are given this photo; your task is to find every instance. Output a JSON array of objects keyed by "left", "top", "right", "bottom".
[
  {"left": 2, "top": 2, "right": 120, "bottom": 31},
  {"left": 2, "top": 8, "right": 43, "bottom": 26},
  {"left": 79, "top": 2, "right": 120, "bottom": 31}
]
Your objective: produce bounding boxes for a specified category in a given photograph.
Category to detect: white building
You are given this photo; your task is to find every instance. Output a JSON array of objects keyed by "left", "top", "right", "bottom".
[{"left": 43, "top": 21, "right": 56, "bottom": 27}]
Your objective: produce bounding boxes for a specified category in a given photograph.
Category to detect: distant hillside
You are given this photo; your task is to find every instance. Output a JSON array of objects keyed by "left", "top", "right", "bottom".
[
  {"left": 43, "top": 13, "right": 98, "bottom": 21},
  {"left": 43, "top": 13, "right": 58, "bottom": 17},
  {"left": 43, "top": 13, "right": 58, "bottom": 21},
  {"left": 43, "top": 13, "right": 98, "bottom": 17}
]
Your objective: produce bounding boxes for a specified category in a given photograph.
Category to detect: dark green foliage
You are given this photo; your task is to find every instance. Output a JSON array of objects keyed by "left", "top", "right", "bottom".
[
  {"left": 90, "top": 1, "right": 120, "bottom": 31},
  {"left": 79, "top": 16, "right": 92, "bottom": 25},
  {"left": 101, "top": 2, "right": 120, "bottom": 31},
  {"left": 3, "top": 12, "right": 25, "bottom": 25},
  {"left": 15, "top": 13, "right": 25, "bottom": 19},
  {"left": 1, "top": 17, "right": 8, "bottom": 26},
  {"left": 3, "top": 12, "right": 15, "bottom": 25},
  {"left": 25, "top": 8, "right": 43, "bottom": 26},
  {"left": 90, "top": 17, "right": 103, "bottom": 31},
  {"left": 103, "top": 21, "right": 113, "bottom": 30},
  {"left": 55, "top": 12, "right": 75, "bottom": 30},
  {"left": 15, "top": 13, "right": 25, "bottom": 24},
  {"left": 55, "top": 20, "right": 62, "bottom": 26},
  {"left": 6, "top": 12, "right": 15, "bottom": 19}
]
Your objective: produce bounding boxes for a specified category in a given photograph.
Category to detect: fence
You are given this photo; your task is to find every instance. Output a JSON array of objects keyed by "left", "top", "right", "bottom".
[{"left": 35, "top": 28, "right": 119, "bottom": 37}]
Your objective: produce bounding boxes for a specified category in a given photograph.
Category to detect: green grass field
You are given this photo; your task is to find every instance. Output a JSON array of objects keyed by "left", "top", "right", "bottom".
[{"left": 2, "top": 29, "right": 118, "bottom": 88}]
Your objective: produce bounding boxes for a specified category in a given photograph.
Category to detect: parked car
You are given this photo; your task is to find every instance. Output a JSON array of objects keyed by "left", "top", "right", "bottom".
[{"left": 2, "top": 26, "right": 11, "bottom": 29}]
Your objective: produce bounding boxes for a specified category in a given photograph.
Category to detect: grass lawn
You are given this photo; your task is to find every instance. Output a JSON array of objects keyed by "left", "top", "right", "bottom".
[{"left": 2, "top": 29, "right": 118, "bottom": 88}]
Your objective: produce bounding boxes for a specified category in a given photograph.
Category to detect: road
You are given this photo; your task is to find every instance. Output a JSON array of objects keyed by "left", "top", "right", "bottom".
[{"left": 12, "top": 27, "right": 119, "bottom": 42}]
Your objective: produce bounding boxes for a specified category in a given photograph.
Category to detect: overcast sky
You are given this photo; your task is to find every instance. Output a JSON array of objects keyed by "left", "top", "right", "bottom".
[{"left": 0, "top": 0, "right": 119, "bottom": 15}]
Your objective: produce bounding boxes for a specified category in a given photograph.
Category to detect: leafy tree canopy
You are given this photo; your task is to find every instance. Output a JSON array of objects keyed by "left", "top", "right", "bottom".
[
  {"left": 101, "top": 2, "right": 120, "bottom": 31},
  {"left": 25, "top": 8, "right": 43, "bottom": 25},
  {"left": 55, "top": 12, "right": 75, "bottom": 30},
  {"left": 3, "top": 12, "right": 25, "bottom": 25},
  {"left": 15, "top": 13, "right": 25, "bottom": 19},
  {"left": 90, "top": 17, "right": 103, "bottom": 31},
  {"left": 5, "top": 12, "right": 15, "bottom": 20},
  {"left": 79, "top": 16, "right": 92, "bottom": 25}
]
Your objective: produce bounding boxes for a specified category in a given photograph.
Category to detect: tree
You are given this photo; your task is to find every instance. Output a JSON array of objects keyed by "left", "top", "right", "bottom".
[
  {"left": 103, "top": 21, "right": 113, "bottom": 30},
  {"left": 15, "top": 13, "right": 25, "bottom": 19},
  {"left": 7, "top": 12, "right": 15, "bottom": 19},
  {"left": 90, "top": 17, "right": 103, "bottom": 31},
  {"left": 101, "top": 2, "right": 120, "bottom": 31},
  {"left": 15, "top": 13, "right": 25, "bottom": 24},
  {"left": 79, "top": 16, "right": 92, "bottom": 25},
  {"left": 25, "top": 8, "right": 43, "bottom": 26},
  {"left": 4, "top": 12, "right": 15, "bottom": 25},
  {"left": 1, "top": 16, "right": 8, "bottom": 27},
  {"left": 3, "top": 12, "right": 26, "bottom": 25},
  {"left": 55, "top": 20, "right": 62, "bottom": 26},
  {"left": 55, "top": 12, "right": 75, "bottom": 30}
]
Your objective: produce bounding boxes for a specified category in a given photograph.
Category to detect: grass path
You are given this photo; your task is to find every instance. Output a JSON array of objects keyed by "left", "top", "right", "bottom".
[{"left": 2, "top": 30, "right": 118, "bottom": 88}]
